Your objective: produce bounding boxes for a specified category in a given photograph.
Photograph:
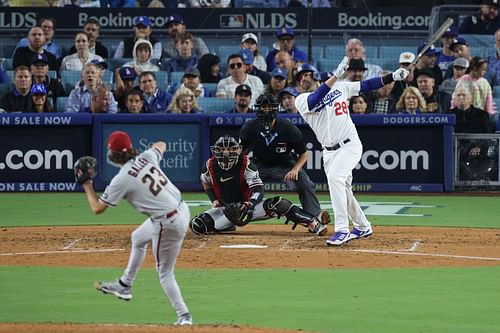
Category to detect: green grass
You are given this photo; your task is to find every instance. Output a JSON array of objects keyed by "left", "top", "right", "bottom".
[
  {"left": 0, "top": 193, "right": 499, "bottom": 228},
  {"left": 0, "top": 266, "right": 499, "bottom": 333}
]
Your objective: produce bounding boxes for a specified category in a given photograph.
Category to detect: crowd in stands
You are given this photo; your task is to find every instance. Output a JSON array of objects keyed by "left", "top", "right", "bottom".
[{"left": 1, "top": 1, "right": 500, "bottom": 135}]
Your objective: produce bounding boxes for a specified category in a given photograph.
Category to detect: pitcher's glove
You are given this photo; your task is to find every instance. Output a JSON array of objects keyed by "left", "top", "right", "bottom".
[
  {"left": 223, "top": 202, "right": 254, "bottom": 227},
  {"left": 74, "top": 156, "right": 97, "bottom": 185}
]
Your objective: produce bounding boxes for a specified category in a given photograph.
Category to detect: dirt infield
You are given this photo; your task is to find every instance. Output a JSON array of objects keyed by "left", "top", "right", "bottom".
[{"left": 1, "top": 224, "right": 499, "bottom": 333}]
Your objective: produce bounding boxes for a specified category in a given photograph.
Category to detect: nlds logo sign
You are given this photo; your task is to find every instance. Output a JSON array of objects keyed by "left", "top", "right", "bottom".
[{"left": 220, "top": 13, "right": 297, "bottom": 29}]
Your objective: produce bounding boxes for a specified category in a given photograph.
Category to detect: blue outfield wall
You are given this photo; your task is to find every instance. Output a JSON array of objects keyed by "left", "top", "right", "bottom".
[{"left": 0, "top": 113, "right": 455, "bottom": 193}]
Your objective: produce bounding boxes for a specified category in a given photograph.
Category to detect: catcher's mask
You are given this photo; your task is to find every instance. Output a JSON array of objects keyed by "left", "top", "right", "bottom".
[
  {"left": 210, "top": 135, "right": 242, "bottom": 170},
  {"left": 255, "top": 93, "right": 279, "bottom": 136}
]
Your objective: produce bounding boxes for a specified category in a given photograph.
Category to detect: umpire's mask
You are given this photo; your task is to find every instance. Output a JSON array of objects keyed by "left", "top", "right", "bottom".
[{"left": 255, "top": 93, "right": 279, "bottom": 136}]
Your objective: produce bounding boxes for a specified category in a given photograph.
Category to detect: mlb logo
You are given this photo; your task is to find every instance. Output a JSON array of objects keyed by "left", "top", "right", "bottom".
[{"left": 220, "top": 15, "right": 244, "bottom": 28}]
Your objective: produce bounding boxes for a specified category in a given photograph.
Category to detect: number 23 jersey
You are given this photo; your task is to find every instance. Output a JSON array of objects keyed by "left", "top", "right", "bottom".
[{"left": 100, "top": 147, "right": 181, "bottom": 217}]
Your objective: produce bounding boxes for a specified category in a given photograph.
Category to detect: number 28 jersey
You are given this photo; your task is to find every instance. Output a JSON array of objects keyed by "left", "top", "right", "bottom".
[
  {"left": 295, "top": 81, "right": 361, "bottom": 147},
  {"left": 99, "top": 147, "right": 181, "bottom": 217}
]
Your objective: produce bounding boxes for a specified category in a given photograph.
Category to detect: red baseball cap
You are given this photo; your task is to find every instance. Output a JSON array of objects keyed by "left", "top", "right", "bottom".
[{"left": 108, "top": 131, "right": 132, "bottom": 152}]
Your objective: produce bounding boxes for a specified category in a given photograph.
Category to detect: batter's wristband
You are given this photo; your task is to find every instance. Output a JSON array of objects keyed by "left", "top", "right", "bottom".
[
  {"left": 205, "top": 188, "right": 217, "bottom": 203},
  {"left": 382, "top": 73, "right": 394, "bottom": 85}
]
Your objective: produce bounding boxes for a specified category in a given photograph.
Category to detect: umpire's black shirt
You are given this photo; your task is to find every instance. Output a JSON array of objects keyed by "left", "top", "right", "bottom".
[{"left": 239, "top": 118, "right": 307, "bottom": 167}]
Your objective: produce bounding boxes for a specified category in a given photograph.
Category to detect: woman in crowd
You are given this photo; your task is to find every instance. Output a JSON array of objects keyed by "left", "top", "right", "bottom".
[
  {"left": 60, "top": 32, "right": 104, "bottom": 72},
  {"left": 30, "top": 83, "right": 53, "bottom": 113},
  {"left": 349, "top": 95, "right": 370, "bottom": 114},
  {"left": 395, "top": 86, "right": 426, "bottom": 115},
  {"left": 167, "top": 87, "right": 201, "bottom": 114},
  {"left": 197, "top": 53, "right": 222, "bottom": 83},
  {"left": 240, "top": 33, "right": 267, "bottom": 71}
]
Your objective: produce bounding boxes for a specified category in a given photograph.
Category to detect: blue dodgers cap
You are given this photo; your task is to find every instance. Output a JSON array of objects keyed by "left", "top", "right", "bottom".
[
  {"left": 167, "top": 14, "right": 184, "bottom": 26},
  {"left": 135, "top": 16, "right": 151, "bottom": 27},
  {"left": 442, "top": 26, "right": 458, "bottom": 37},
  {"left": 272, "top": 67, "right": 288, "bottom": 79},
  {"left": 278, "top": 87, "right": 298, "bottom": 101},
  {"left": 417, "top": 43, "right": 437, "bottom": 56},
  {"left": 31, "top": 83, "right": 47, "bottom": 95},
  {"left": 90, "top": 59, "right": 108, "bottom": 69},
  {"left": 450, "top": 37, "right": 469, "bottom": 50},
  {"left": 239, "top": 48, "right": 254, "bottom": 65},
  {"left": 31, "top": 53, "right": 49, "bottom": 65},
  {"left": 276, "top": 26, "right": 294, "bottom": 38},
  {"left": 119, "top": 66, "right": 137, "bottom": 80}
]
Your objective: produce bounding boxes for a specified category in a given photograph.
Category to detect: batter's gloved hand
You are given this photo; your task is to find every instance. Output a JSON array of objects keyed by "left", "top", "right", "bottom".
[
  {"left": 333, "top": 56, "right": 349, "bottom": 79},
  {"left": 392, "top": 68, "right": 409, "bottom": 81},
  {"left": 74, "top": 156, "right": 97, "bottom": 185},
  {"left": 223, "top": 202, "right": 253, "bottom": 227}
]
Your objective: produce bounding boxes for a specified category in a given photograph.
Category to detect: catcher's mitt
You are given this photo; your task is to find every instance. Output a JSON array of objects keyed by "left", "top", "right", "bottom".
[
  {"left": 74, "top": 156, "right": 97, "bottom": 185},
  {"left": 223, "top": 202, "right": 253, "bottom": 227}
]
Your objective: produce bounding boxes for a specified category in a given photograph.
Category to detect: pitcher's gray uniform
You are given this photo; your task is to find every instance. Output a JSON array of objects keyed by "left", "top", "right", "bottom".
[{"left": 295, "top": 56, "right": 408, "bottom": 245}]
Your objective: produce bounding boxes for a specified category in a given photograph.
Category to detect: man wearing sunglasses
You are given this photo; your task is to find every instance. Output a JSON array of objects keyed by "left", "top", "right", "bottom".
[{"left": 216, "top": 53, "right": 264, "bottom": 106}]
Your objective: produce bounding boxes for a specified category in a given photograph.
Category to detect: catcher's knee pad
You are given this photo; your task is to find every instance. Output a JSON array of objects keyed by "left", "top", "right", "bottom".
[
  {"left": 264, "top": 196, "right": 316, "bottom": 228},
  {"left": 264, "top": 196, "right": 293, "bottom": 216},
  {"left": 189, "top": 213, "right": 215, "bottom": 235}
]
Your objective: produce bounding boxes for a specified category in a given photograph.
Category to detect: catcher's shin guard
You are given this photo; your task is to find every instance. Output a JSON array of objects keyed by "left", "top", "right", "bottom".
[
  {"left": 190, "top": 213, "right": 216, "bottom": 235},
  {"left": 264, "top": 196, "right": 322, "bottom": 233}
]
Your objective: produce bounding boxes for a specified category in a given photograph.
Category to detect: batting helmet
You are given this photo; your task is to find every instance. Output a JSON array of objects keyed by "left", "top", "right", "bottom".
[
  {"left": 210, "top": 135, "right": 242, "bottom": 170},
  {"left": 294, "top": 63, "right": 319, "bottom": 82}
]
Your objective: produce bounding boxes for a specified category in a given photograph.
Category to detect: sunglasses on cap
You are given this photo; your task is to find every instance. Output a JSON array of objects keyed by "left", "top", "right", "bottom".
[{"left": 229, "top": 62, "right": 244, "bottom": 69}]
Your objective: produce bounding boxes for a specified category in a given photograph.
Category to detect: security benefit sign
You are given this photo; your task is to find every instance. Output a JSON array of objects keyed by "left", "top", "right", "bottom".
[{"left": 0, "top": 126, "right": 91, "bottom": 192}]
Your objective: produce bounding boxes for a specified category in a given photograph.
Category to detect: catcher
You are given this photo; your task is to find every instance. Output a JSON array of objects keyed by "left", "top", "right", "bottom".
[{"left": 190, "top": 135, "right": 329, "bottom": 236}]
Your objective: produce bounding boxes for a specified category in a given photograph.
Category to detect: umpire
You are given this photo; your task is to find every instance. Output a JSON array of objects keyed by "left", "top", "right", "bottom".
[{"left": 239, "top": 93, "right": 330, "bottom": 224}]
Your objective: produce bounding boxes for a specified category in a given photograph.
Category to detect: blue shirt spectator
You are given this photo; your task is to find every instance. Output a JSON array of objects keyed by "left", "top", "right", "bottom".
[
  {"left": 265, "top": 27, "right": 307, "bottom": 71},
  {"left": 138, "top": 71, "right": 172, "bottom": 113}
]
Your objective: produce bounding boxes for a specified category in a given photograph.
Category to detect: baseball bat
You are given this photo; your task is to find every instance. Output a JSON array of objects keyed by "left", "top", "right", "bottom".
[{"left": 411, "top": 17, "right": 454, "bottom": 65}]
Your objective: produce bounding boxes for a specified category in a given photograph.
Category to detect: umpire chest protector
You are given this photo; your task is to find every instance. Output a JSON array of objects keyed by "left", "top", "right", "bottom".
[
  {"left": 207, "top": 155, "right": 251, "bottom": 204},
  {"left": 240, "top": 118, "right": 306, "bottom": 167}
]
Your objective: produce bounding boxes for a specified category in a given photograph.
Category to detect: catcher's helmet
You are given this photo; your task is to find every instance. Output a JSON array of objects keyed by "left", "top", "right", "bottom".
[
  {"left": 294, "top": 63, "right": 319, "bottom": 82},
  {"left": 211, "top": 135, "right": 242, "bottom": 170},
  {"left": 255, "top": 93, "right": 279, "bottom": 135}
]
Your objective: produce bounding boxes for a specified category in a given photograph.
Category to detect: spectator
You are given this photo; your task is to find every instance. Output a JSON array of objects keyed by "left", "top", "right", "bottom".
[
  {"left": 395, "top": 86, "right": 427, "bottom": 115},
  {"left": 13, "top": 27, "right": 59, "bottom": 71},
  {"left": 30, "top": 53, "right": 65, "bottom": 111},
  {"left": 453, "top": 56, "right": 495, "bottom": 116},
  {"left": 439, "top": 57, "right": 470, "bottom": 97},
  {"left": 115, "top": 66, "right": 139, "bottom": 111},
  {"left": 345, "top": 58, "right": 367, "bottom": 82},
  {"left": 240, "top": 48, "right": 271, "bottom": 85},
  {"left": 0, "top": 66, "right": 32, "bottom": 112},
  {"left": 449, "top": 86, "right": 492, "bottom": 133},
  {"left": 415, "top": 68, "right": 450, "bottom": 113},
  {"left": 197, "top": 53, "right": 222, "bottom": 83},
  {"left": 100, "top": 0, "right": 136, "bottom": 7},
  {"left": 226, "top": 84, "right": 253, "bottom": 114},
  {"left": 486, "top": 28, "right": 500, "bottom": 85},
  {"left": 444, "top": 37, "right": 473, "bottom": 79},
  {"left": 241, "top": 33, "right": 267, "bottom": 71},
  {"left": 265, "top": 67, "right": 288, "bottom": 100},
  {"left": 29, "top": 83, "right": 53, "bottom": 113},
  {"left": 121, "top": 90, "right": 146, "bottom": 114},
  {"left": 124, "top": 39, "right": 160, "bottom": 72},
  {"left": 436, "top": 26, "right": 458, "bottom": 77},
  {"left": 345, "top": 38, "right": 382, "bottom": 79},
  {"left": 163, "top": 15, "right": 209, "bottom": 59},
  {"left": 113, "top": 16, "right": 162, "bottom": 64},
  {"left": 60, "top": 32, "right": 104, "bottom": 72},
  {"left": 188, "top": 0, "right": 231, "bottom": 7},
  {"left": 286, "top": 0, "right": 330, "bottom": 7},
  {"left": 216, "top": 53, "right": 264, "bottom": 106},
  {"left": 349, "top": 95, "right": 370, "bottom": 114},
  {"left": 0, "top": 68, "right": 6, "bottom": 84},
  {"left": 13, "top": 17, "right": 62, "bottom": 60},
  {"left": 265, "top": 27, "right": 307, "bottom": 71},
  {"left": 413, "top": 43, "right": 443, "bottom": 86},
  {"left": 459, "top": 0, "right": 500, "bottom": 35},
  {"left": 139, "top": 71, "right": 172, "bottom": 113},
  {"left": 90, "top": 86, "right": 114, "bottom": 113},
  {"left": 274, "top": 50, "right": 296, "bottom": 86},
  {"left": 167, "top": 87, "right": 200, "bottom": 113},
  {"left": 90, "top": 59, "right": 110, "bottom": 85},
  {"left": 169, "top": 67, "right": 210, "bottom": 97},
  {"left": 278, "top": 86, "right": 299, "bottom": 113},
  {"left": 162, "top": 32, "right": 197, "bottom": 73},
  {"left": 66, "top": 63, "right": 117, "bottom": 113},
  {"left": 69, "top": 18, "right": 108, "bottom": 58},
  {"left": 392, "top": 51, "right": 416, "bottom": 102},
  {"left": 295, "top": 63, "right": 319, "bottom": 93},
  {"left": 363, "top": 70, "right": 396, "bottom": 114}
]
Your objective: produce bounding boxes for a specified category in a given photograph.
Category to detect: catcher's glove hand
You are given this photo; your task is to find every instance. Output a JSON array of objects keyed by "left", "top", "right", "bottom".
[
  {"left": 223, "top": 202, "right": 254, "bottom": 227},
  {"left": 74, "top": 156, "right": 97, "bottom": 185}
]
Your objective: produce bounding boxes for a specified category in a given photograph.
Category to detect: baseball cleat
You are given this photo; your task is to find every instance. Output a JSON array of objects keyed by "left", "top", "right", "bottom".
[
  {"left": 308, "top": 221, "right": 328, "bottom": 236},
  {"left": 174, "top": 313, "right": 193, "bottom": 326},
  {"left": 326, "top": 232, "right": 351, "bottom": 246},
  {"left": 349, "top": 227, "right": 373, "bottom": 240},
  {"left": 317, "top": 210, "right": 331, "bottom": 225},
  {"left": 95, "top": 279, "right": 132, "bottom": 301}
]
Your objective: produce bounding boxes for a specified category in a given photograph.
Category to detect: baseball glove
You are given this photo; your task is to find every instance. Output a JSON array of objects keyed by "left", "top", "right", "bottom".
[
  {"left": 223, "top": 202, "right": 254, "bottom": 227},
  {"left": 74, "top": 156, "right": 97, "bottom": 185}
]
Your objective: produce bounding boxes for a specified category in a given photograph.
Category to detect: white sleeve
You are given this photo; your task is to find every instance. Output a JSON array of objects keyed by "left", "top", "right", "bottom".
[
  {"left": 99, "top": 175, "right": 127, "bottom": 207},
  {"left": 295, "top": 92, "right": 313, "bottom": 114},
  {"left": 141, "top": 148, "right": 162, "bottom": 166}
]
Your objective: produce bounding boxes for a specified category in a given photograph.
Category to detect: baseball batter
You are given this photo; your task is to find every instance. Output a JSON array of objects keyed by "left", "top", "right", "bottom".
[
  {"left": 79, "top": 131, "right": 192, "bottom": 325},
  {"left": 295, "top": 57, "right": 409, "bottom": 246}
]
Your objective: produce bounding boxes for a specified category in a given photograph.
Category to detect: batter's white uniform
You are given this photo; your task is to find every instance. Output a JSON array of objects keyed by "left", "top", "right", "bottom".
[
  {"left": 295, "top": 82, "right": 371, "bottom": 234},
  {"left": 99, "top": 147, "right": 190, "bottom": 318}
]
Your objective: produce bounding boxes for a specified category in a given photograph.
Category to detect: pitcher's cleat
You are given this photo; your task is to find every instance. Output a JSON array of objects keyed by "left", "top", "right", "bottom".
[{"left": 95, "top": 279, "right": 132, "bottom": 301}]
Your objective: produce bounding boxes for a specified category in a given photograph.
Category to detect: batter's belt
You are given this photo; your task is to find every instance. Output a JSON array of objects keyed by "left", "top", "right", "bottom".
[{"left": 324, "top": 138, "right": 351, "bottom": 151}]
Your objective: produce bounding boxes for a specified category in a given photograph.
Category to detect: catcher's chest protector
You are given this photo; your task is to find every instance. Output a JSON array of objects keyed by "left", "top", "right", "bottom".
[{"left": 208, "top": 156, "right": 251, "bottom": 204}]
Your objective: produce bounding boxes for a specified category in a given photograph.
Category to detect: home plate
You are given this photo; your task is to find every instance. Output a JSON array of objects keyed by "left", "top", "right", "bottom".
[{"left": 220, "top": 244, "right": 268, "bottom": 249}]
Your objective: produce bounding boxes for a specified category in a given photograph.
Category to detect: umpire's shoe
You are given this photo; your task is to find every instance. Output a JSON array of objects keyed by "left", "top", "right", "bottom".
[
  {"left": 326, "top": 232, "right": 351, "bottom": 246},
  {"left": 308, "top": 221, "right": 328, "bottom": 236},
  {"left": 95, "top": 279, "right": 132, "bottom": 301}
]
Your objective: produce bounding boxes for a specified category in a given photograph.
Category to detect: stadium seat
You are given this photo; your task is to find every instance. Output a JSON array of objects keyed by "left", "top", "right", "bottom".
[
  {"left": 48, "top": 70, "right": 57, "bottom": 79},
  {"left": 56, "top": 96, "right": 68, "bottom": 112},
  {"left": 0, "top": 83, "right": 11, "bottom": 95},
  {"left": 379, "top": 46, "right": 407, "bottom": 59},
  {"left": 297, "top": 45, "right": 323, "bottom": 62},
  {"left": 216, "top": 45, "right": 241, "bottom": 61},
  {"left": 155, "top": 71, "right": 169, "bottom": 91},
  {"left": 101, "top": 69, "right": 114, "bottom": 88},
  {"left": 493, "top": 86, "right": 500, "bottom": 99},
  {"left": 170, "top": 71, "right": 184, "bottom": 85},
  {"left": 108, "top": 58, "right": 133, "bottom": 71},
  {"left": 372, "top": 57, "right": 397, "bottom": 70},
  {"left": 1, "top": 57, "right": 13, "bottom": 70},
  {"left": 203, "top": 82, "right": 218, "bottom": 96},
  {"left": 317, "top": 57, "right": 341, "bottom": 72},
  {"left": 197, "top": 97, "right": 234, "bottom": 113},
  {"left": 324, "top": 46, "right": 345, "bottom": 60},
  {"left": 60, "top": 70, "right": 81, "bottom": 93}
]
